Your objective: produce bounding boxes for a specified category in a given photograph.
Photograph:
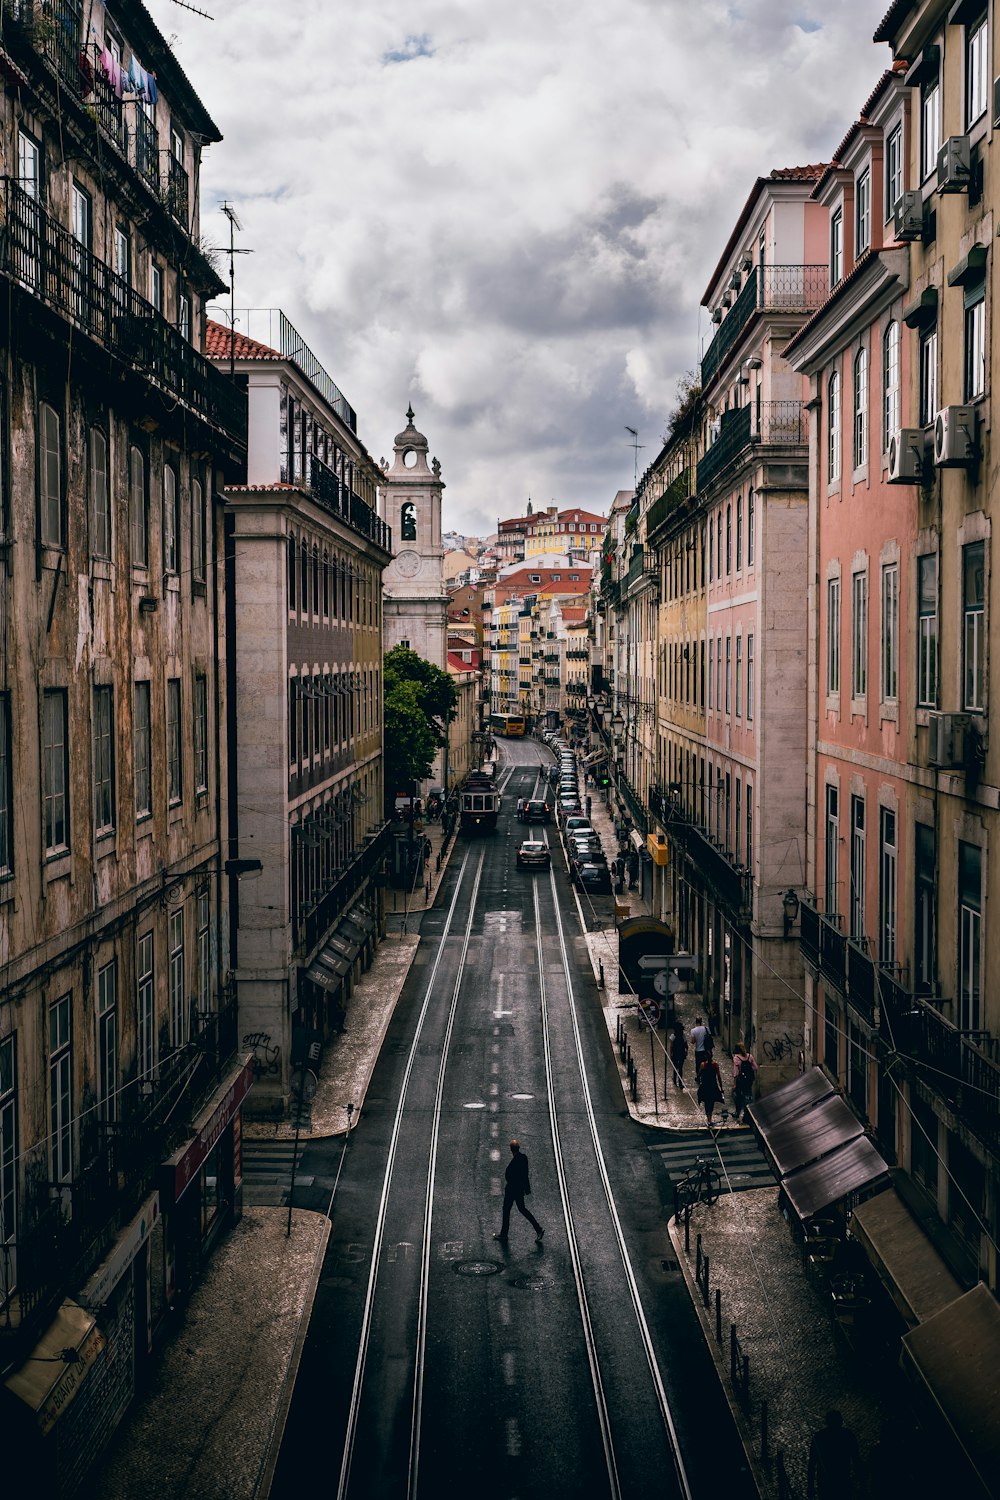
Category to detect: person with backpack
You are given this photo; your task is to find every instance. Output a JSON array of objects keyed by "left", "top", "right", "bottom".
[
  {"left": 668, "top": 1021, "right": 688, "bottom": 1089},
  {"left": 697, "top": 1053, "right": 725, "bottom": 1127},
  {"left": 732, "top": 1044, "right": 758, "bottom": 1121}
]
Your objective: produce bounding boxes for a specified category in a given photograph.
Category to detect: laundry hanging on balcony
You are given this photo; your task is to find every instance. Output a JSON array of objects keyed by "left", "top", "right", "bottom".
[
  {"left": 98, "top": 46, "right": 125, "bottom": 97},
  {"left": 126, "top": 55, "right": 158, "bottom": 105}
]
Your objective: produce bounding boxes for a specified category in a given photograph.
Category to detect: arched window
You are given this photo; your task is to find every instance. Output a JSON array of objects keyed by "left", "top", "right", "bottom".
[
  {"left": 90, "top": 426, "right": 110, "bottom": 558},
  {"left": 882, "top": 321, "right": 900, "bottom": 452},
  {"left": 828, "top": 371, "right": 841, "bottom": 483},
  {"left": 312, "top": 544, "right": 320, "bottom": 615},
  {"left": 287, "top": 535, "right": 297, "bottom": 610},
  {"left": 322, "top": 550, "right": 330, "bottom": 617},
  {"left": 130, "top": 444, "right": 148, "bottom": 567},
  {"left": 853, "top": 347, "right": 868, "bottom": 470}
]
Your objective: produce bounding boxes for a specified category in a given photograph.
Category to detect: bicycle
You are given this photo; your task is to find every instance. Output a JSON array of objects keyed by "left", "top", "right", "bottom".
[{"left": 673, "top": 1157, "right": 722, "bottom": 1221}]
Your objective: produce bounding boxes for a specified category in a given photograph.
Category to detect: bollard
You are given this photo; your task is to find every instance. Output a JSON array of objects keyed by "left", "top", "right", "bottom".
[
  {"left": 715, "top": 1286, "right": 722, "bottom": 1343},
  {"left": 695, "top": 1233, "right": 702, "bottom": 1279},
  {"left": 730, "top": 1324, "right": 737, "bottom": 1383},
  {"left": 776, "top": 1451, "right": 790, "bottom": 1500},
  {"left": 598, "top": 958, "right": 605, "bottom": 989},
  {"left": 436, "top": 853, "right": 442, "bottom": 872},
  {"left": 760, "top": 1399, "right": 769, "bottom": 1463},
  {"left": 425, "top": 879, "right": 431, "bottom": 898},
  {"left": 702, "top": 1253, "right": 710, "bottom": 1307},
  {"left": 684, "top": 1201, "right": 691, "bottom": 1253}
]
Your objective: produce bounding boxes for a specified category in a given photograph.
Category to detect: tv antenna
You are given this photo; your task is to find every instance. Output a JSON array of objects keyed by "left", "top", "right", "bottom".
[
  {"left": 625, "top": 425, "right": 644, "bottom": 489},
  {"left": 215, "top": 204, "right": 252, "bottom": 378},
  {"left": 168, "top": 0, "right": 215, "bottom": 16}
]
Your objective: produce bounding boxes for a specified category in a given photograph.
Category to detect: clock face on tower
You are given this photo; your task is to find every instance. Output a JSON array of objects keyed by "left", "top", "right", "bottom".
[{"left": 396, "top": 549, "right": 421, "bottom": 578}]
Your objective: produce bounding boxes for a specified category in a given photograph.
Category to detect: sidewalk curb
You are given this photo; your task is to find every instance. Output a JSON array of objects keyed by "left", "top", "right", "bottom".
[
  {"left": 256, "top": 1210, "right": 332, "bottom": 1498},
  {"left": 667, "top": 1213, "right": 767, "bottom": 1500}
]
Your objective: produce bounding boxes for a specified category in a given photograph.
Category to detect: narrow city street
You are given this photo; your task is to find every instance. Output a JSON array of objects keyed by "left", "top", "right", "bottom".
[{"left": 268, "top": 740, "right": 753, "bottom": 1500}]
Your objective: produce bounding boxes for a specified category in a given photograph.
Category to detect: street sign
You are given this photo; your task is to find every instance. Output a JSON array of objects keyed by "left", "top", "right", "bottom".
[
  {"left": 668, "top": 954, "right": 698, "bottom": 972},
  {"left": 637, "top": 954, "right": 671, "bottom": 970}
]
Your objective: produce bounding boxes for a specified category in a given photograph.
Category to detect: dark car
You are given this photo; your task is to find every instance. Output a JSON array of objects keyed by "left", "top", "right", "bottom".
[
  {"left": 524, "top": 799, "right": 551, "bottom": 823},
  {"left": 516, "top": 839, "right": 551, "bottom": 869},
  {"left": 576, "top": 861, "right": 612, "bottom": 894},
  {"left": 558, "top": 796, "right": 582, "bottom": 816},
  {"left": 564, "top": 817, "right": 594, "bottom": 836}
]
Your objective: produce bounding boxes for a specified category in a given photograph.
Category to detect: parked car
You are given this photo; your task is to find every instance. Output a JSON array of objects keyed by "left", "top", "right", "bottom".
[
  {"left": 576, "top": 861, "right": 612, "bottom": 893},
  {"left": 564, "top": 817, "right": 594, "bottom": 835},
  {"left": 558, "top": 796, "right": 582, "bottom": 816},
  {"left": 524, "top": 799, "right": 551, "bottom": 823},
  {"left": 516, "top": 839, "right": 551, "bottom": 869}
]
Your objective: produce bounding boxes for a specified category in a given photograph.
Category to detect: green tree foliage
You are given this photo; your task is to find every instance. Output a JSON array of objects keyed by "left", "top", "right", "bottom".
[{"left": 383, "top": 647, "right": 457, "bottom": 800}]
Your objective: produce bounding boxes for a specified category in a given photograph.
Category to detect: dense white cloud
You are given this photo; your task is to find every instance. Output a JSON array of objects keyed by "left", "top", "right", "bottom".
[{"left": 149, "top": 0, "right": 890, "bottom": 535}]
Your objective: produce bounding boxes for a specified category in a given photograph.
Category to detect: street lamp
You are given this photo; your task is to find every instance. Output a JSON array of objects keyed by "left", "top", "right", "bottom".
[
  {"left": 782, "top": 888, "right": 800, "bottom": 938},
  {"left": 611, "top": 709, "right": 625, "bottom": 737}
]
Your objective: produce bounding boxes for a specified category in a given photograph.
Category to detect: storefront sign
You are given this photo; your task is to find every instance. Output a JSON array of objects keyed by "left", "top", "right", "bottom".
[
  {"left": 166, "top": 1056, "right": 254, "bottom": 1203},
  {"left": 4, "top": 1301, "right": 105, "bottom": 1435},
  {"left": 78, "top": 1192, "right": 160, "bottom": 1309}
]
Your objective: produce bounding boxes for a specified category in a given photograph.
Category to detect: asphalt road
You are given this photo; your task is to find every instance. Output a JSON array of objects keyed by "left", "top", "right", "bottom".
[{"left": 270, "top": 740, "right": 755, "bottom": 1500}]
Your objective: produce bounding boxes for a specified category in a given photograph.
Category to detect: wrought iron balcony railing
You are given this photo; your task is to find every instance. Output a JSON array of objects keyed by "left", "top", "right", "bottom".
[
  {"left": 701, "top": 263, "right": 829, "bottom": 387},
  {"left": 133, "top": 106, "right": 160, "bottom": 194},
  {"left": 696, "top": 401, "right": 805, "bottom": 494},
  {"left": 645, "top": 466, "right": 693, "bottom": 539},
  {"left": 309, "top": 456, "right": 392, "bottom": 554},
  {"left": 0, "top": 177, "right": 246, "bottom": 444},
  {"left": 165, "top": 152, "right": 190, "bottom": 228}
]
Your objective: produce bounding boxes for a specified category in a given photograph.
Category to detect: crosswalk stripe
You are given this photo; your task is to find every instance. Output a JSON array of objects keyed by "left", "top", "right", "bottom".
[{"left": 648, "top": 1130, "right": 773, "bottom": 1192}]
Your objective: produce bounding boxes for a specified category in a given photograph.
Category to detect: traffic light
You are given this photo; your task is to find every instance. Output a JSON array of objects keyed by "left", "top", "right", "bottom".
[{"left": 598, "top": 771, "right": 610, "bottom": 787}]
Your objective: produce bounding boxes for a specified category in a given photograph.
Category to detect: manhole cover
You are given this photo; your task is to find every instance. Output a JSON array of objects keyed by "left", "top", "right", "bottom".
[
  {"left": 454, "top": 1260, "right": 502, "bottom": 1277},
  {"left": 511, "top": 1275, "right": 548, "bottom": 1291}
]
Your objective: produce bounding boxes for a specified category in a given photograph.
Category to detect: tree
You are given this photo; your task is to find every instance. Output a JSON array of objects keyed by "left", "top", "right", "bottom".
[{"left": 383, "top": 647, "right": 457, "bottom": 805}]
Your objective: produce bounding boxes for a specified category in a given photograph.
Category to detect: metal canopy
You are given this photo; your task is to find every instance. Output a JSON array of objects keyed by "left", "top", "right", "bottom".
[
  {"left": 780, "top": 1136, "right": 889, "bottom": 1220},
  {"left": 761, "top": 1092, "right": 863, "bottom": 1178},
  {"left": 747, "top": 1066, "right": 835, "bottom": 1132}
]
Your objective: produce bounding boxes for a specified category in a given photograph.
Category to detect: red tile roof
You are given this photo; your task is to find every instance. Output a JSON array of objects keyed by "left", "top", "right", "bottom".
[
  {"left": 873, "top": 0, "right": 914, "bottom": 44},
  {"left": 447, "top": 652, "right": 476, "bottom": 674},
  {"left": 560, "top": 607, "right": 587, "bottom": 624},
  {"left": 205, "top": 318, "right": 281, "bottom": 362},
  {"left": 702, "top": 165, "right": 831, "bottom": 306},
  {"left": 768, "top": 164, "right": 827, "bottom": 181}
]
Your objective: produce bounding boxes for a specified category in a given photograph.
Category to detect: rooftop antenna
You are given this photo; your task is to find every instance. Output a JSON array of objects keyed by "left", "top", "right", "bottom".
[
  {"left": 168, "top": 0, "right": 215, "bottom": 16},
  {"left": 218, "top": 203, "right": 252, "bottom": 379},
  {"left": 625, "top": 425, "right": 643, "bottom": 490}
]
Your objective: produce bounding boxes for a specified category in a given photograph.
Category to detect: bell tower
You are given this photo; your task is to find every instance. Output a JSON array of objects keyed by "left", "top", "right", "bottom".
[{"left": 381, "top": 406, "right": 448, "bottom": 669}]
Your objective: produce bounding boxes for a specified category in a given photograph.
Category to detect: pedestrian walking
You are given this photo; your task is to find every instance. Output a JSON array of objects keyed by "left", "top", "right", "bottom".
[
  {"left": 732, "top": 1043, "right": 758, "bottom": 1120},
  {"left": 690, "top": 1016, "right": 712, "bottom": 1076},
  {"left": 668, "top": 1021, "right": 688, "bottom": 1089},
  {"left": 423, "top": 836, "right": 432, "bottom": 861},
  {"left": 807, "top": 1410, "right": 863, "bottom": 1500},
  {"left": 697, "top": 1054, "right": 725, "bottom": 1126},
  {"left": 494, "top": 1139, "right": 544, "bottom": 1243}
]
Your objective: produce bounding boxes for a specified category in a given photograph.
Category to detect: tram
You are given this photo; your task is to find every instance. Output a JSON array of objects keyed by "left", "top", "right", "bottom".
[
  {"left": 459, "top": 770, "right": 502, "bottom": 835},
  {"left": 490, "top": 711, "right": 526, "bottom": 738}
]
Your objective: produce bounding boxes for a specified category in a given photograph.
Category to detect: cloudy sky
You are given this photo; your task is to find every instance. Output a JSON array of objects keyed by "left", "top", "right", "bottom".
[{"left": 148, "top": 0, "right": 891, "bottom": 537}]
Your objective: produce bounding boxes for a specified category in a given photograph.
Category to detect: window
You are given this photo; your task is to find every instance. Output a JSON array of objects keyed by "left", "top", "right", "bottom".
[
  {"left": 827, "top": 577, "right": 841, "bottom": 694},
  {"left": 830, "top": 206, "right": 843, "bottom": 285},
  {"left": 716, "top": 633, "right": 723, "bottom": 709},
  {"left": 746, "top": 635, "right": 754, "bottom": 723},
  {"left": 881, "top": 562, "right": 899, "bottom": 702},
  {"left": 963, "top": 540, "right": 986, "bottom": 710},
  {"left": 91, "top": 426, "right": 110, "bottom": 558},
  {"left": 735, "top": 779, "right": 742, "bottom": 864},
  {"left": 826, "top": 785, "right": 841, "bottom": 913},
  {"left": 828, "top": 371, "right": 841, "bottom": 482},
  {"left": 0, "top": 695, "right": 10, "bottom": 878},
  {"left": 197, "top": 888, "right": 211, "bottom": 1014},
  {"left": 958, "top": 842, "right": 982, "bottom": 1030},
  {"left": 130, "top": 445, "right": 148, "bottom": 567},
  {"left": 39, "top": 401, "right": 62, "bottom": 547},
  {"left": 921, "top": 73, "right": 941, "bottom": 181},
  {"left": 917, "top": 554, "right": 938, "bottom": 708},
  {"left": 716, "top": 512, "right": 723, "bottom": 577},
  {"left": 746, "top": 489, "right": 754, "bottom": 567},
  {"left": 707, "top": 639, "right": 714, "bottom": 710},
  {"left": 915, "top": 824, "right": 936, "bottom": 993},
  {"left": 178, "top": 291, "right": 191, "bottom": 343},
  {"left": 964, "top": 285, "right": 986, "bottom": 401},
  {"left": 163, "top": 465, "right": 179, "bottom": 573},
  {"left": 848, "top": 1022, "right": 868, "bottom": 1113},
  {"left": 725, "top": 505, "right": 732, "bottom": 574},
  {"left": 113, "top": 224, "right": 129, "bottom": 287},
  {"left": 885, "top": 123, "right": 903, "bottom": 220},
  {"left": 735, "top": 496, "right": 743, "bottom": 571},
  {"left": 93, "top": 685, "right": 115, "bottom": 836},
  {"left": 167, "top": 678, "right": 182, "bottom": 804},
  {"left": 150, "top": 262, "right": 163, "bottom": 314},
  {"left": 850, "top": 794, "right": 865, "bottom": 940},
  {"left": 966, "top": 12, "right": 988, "bottom": 127},
  {"left": 49, "top": 995, "right": 72, "bottom": 1186},
  {"left": 169, "top": 908, "right": 186, "bottom": 1046},
  {"left": 851, "top": 569, "right": 868, "bottom": 697},
  {"left": 725, "top": 635, "right": 731, "bottom": 715},
  {"left": 194, "top": 674, "right": 208, "bottom": 794},
  {"left": 746, "top": 782, "right": 753, "bottom": 869},
  {"left": 135, "top": 681, "right": 152, "bottom": 818},
  {"left": 919, "top": 327, "right": 938, "bottom": 427},
  {"left": 735, "top": 636, "right": 742, "bottom": 717},
  {"left": 855, "top": 167, "right": 871, "bottom": 256},
  {"left": 97, "top": 960, "right": 118, "bottom": 1123},
  {"left": 42, "top": 690, "right": 69, "bottom": 855},
  {"left": 853, "top": 347, "right": 868, "bottom": 469},
  {"left": 192, "top": 477, "right": 205, "bottom": 583},
  {"left": 0, "top": 1034, "right": 16, "bottom": 1287},
  {"left": 882, "top": 321, "right": 899, "bottom": 451},
  {"left": 70, "top": 182, "right": 91, "bottom": 321},
  {"left": 137, "top": 932, "right": 154, "bottom": 1080},
  {"left": 879, "top": 808, "right": 897, "bottom": 966}
]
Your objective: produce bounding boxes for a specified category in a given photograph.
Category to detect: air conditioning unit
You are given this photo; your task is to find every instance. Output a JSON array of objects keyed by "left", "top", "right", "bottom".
[
  {"left": 934, "top": 404, "right": 977, "bottom": 467},
  {"left": 937, "top": 135, "right": 972, "bottom": 193},
  {"left": 887, "top": 428, "right": 925, "bottom": 484},
  {"left": 927, "top": 712, "right": 970, "bottom": 769},
  {"left": 893, "top": 190, "right": 924, "bottom": 241}
]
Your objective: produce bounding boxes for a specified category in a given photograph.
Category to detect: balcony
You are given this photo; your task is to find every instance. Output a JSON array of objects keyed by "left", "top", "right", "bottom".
[
  {"left": 133, "top": 107, "right": 160, "bottom": 195},
  {"left": 165, "top": 152, "right": 190, "bottom": 228},
  {"left": 0, "top": 178, "right": 246, "bottom": 445},
  {"left": 696, "top": 401, "right": 805, "bottom": 494},
  {"left": 309, "top": 456, "right": 391, "bottom": 554},
  {"left": 645, "top": 466, "right": 693, "bottom": 539},
  {"left": 846, "top": 939, "right": 876, "bottom": 1024},
  {"left": 901, "top": 999, "right": 1000, "bottom": 1155},
  {"left": 300, "top": 821, "right": 390, "bottom": 953},
  {"left": 800, "top": 894, "right": 820, "bottom": 968},
  {"left": 819, "top": 914, "right": 847, "bottom": 992},
  {"left": 616, "top": 771, "right": 649, "bottom": 837},
  {"left": 701, "top": 263, "right": 829, "bottom": 387},
  {"left": 683, "top": 820, "right": 750, "bottom": 916},
  {"left": 625, "top": 544, "right": 647, "bottom": 593}
]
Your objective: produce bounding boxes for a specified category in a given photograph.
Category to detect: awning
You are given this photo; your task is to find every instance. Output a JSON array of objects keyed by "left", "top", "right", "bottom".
[
  {"left": 306, "top": 931, "right": 359, "bottom": 989},
  {"left": 748, "top": 1066, "right": 835, "bottom": 1132},
  {"left": 78, "top": 1192, "right": 160, "bottom": 1310},
  {"left": 851, "top": 1188, "right": 963, "bottom": 1328},
  {"left": 4, "top": 1299, "right": 105, "bottom": 1433},
  {"left": 902, "top": 1284, "right": 1000, "bottom": 1496},
  {"left": 781, "top": 1137, "right": 890, "bottom": 1220},
  {"left": 163, "top": 1057, "right": 254, "bottom": 1204},
  {"left": 341, "top": 903, "right": 375, "bottom": 940},
  {"left": 761, "top": 1092, "right": 863, "bottom": 1177},
  {"left": 582, "top": 750, "right": 607, "bottom": 768}
]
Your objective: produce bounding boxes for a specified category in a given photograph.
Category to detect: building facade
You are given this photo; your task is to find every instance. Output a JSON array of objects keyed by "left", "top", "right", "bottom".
[
  {"left": 0, "top": 1, "right": 248, "bottom": 1482},
  {"left": 207, "top": 317, "right": 391, "bottom": 1114}
]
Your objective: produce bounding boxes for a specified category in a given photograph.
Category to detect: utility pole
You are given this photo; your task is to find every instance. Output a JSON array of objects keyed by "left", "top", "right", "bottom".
[{"left": 218, "top": 202, "right": 251, "bottom": 379}]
